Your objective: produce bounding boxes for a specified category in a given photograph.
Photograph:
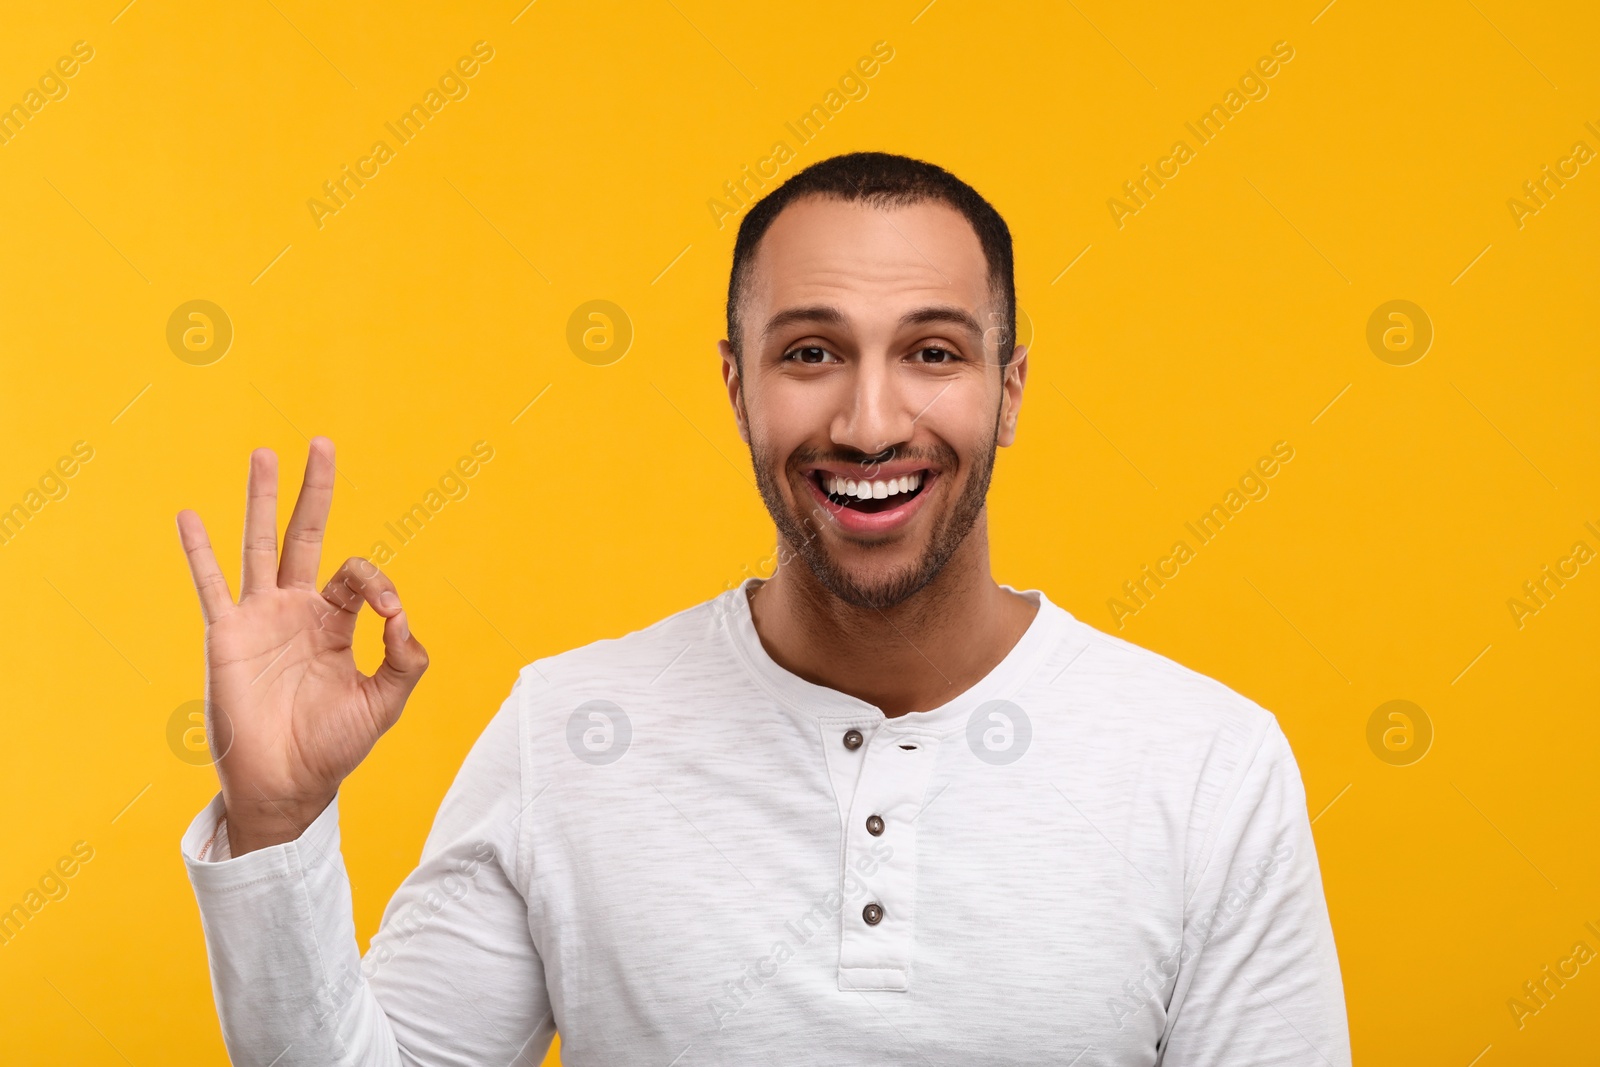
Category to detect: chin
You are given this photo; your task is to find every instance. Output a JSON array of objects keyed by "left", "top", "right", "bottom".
[
  {"left": 802, "top": 542, "right": 947, "bottom": 611},
  {"left": 749, "top": 435, "right": 996, "bottom": 611}
]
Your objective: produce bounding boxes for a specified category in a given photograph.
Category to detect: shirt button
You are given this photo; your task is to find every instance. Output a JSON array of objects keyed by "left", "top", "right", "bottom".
[
  {"left": 862, "top": 902, "right": 884, "bottom": 926},
  {"left": 866, "top": 814, "right": 885, "bottom": 836},
  {"left": 843, "top": 729, "right": 864, "bottom": 750}
]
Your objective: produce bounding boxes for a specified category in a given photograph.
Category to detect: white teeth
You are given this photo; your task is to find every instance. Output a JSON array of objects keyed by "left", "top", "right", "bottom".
[{"left": 820, "top": 471, "right": 926, "bottom": 500}]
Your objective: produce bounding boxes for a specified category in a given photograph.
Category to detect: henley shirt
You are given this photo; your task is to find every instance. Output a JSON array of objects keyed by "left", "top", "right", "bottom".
[{"left": 180, "top": 578, "right": 1352, "bottom": 1066}]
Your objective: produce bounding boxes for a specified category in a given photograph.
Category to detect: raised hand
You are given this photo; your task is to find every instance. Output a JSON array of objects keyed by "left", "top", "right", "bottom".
[{"left": 175, "top": 438, "right": 429, "bottom": 856}]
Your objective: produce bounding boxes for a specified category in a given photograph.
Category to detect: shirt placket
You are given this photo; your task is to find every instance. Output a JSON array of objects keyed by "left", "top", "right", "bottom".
[{"left": 820, "top": 717, "right": 943, "bottom": 992}]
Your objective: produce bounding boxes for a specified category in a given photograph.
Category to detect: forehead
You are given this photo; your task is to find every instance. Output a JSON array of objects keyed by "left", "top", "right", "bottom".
[{"left": 743, "top": 195, "right": 992, "bottom": 339}]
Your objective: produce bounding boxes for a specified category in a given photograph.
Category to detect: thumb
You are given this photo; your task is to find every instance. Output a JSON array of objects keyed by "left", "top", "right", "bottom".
[{"left": 366, "top": 609, "right": 429, "bottom": 726}]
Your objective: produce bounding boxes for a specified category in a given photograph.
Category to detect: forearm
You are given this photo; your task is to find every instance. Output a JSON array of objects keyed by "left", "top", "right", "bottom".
[{"left": 182, "top": 792, "right": 407, "bottom": 1066}]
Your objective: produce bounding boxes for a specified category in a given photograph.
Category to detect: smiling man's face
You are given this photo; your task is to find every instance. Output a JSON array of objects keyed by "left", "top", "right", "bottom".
[{"left": 720, "top": 194, "right": 1026, "bottom": 610}]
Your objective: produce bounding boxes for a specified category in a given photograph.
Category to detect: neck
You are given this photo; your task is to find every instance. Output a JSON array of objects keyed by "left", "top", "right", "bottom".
[{"left": 746, "top": 513, "right": 1037, "bottom": 716}]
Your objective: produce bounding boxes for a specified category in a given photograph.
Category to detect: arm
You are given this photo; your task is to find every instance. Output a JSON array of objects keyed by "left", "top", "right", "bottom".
[
  {"left": 174, "top": 439, "right": 552, "bottom": 1063},
  {"left": 1157, "top": 718, "right": 1352, "bottom": 1066},
  {"left": 180, "top": 682, "right": 553, "bottom": 1066}
]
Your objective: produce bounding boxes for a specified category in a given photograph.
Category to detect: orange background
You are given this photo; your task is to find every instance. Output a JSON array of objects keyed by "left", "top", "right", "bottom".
[{"left": 0, "top": 1, "right": 1596, "bottom": 1063}]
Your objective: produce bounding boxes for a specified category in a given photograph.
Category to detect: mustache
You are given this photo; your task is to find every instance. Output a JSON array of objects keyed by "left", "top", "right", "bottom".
[{"left": 787, "top": 443, "right": 957, "bottom": 470}]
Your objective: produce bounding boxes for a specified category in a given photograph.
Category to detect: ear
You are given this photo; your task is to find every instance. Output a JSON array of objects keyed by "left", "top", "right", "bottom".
[
  {"left": 719, "top": 339, "right": 750, "bottom": 444},
  {"left": 997, "top": 344, "right": 1027, "bottom": 447}
]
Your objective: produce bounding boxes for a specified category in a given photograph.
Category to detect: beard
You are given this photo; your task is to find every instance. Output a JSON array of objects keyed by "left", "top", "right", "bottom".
[{"left": 749, "top": 423, "right": 999, "bottom": 611}]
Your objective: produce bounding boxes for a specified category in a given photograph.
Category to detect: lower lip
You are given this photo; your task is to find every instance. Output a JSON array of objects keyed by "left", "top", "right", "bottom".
[{"left": 803, "top": 472, "right": 939, "bottom": 535}]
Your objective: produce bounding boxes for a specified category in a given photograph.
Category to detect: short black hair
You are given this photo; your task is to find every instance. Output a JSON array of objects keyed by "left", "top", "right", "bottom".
[{"left": 725, "top": 151, "right": 1016, "bottom": 370}]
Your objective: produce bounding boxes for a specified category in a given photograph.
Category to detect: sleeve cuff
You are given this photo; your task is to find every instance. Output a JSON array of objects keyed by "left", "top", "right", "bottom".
[{"left": 179, "top": 790, "right": 343, "bottom": 889}]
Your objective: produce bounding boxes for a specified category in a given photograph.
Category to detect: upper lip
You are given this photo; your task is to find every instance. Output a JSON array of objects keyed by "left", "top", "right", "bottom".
[{"left": 803, "top": 461, "right": 937, "bottom": 481}]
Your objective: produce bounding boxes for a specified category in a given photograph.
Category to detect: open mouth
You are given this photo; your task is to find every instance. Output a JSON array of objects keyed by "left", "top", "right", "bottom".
[{"left": 810, "top": 469, "right": 930, "bottom": 514}]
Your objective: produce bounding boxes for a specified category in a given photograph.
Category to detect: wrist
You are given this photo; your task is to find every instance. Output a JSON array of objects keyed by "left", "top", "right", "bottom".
[{"left": 221, "top": 790, "right": 336, "bottom": 856}]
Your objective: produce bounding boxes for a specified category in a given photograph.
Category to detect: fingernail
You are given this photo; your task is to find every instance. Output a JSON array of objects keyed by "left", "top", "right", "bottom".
[
  {"left": 380, "top": 590, "right": 400, "bottom": 612},
  {"left": 394, "top": 611, "right": 410, "bottom": 641}
]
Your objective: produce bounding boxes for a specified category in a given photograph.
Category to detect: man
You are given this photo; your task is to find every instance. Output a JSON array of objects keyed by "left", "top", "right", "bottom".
[{"left": 177, "top": 151, "right": 1351, "bottom": 1065}]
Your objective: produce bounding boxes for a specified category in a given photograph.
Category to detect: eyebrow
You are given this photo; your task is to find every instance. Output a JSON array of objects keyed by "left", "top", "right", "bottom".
[{"left": 759, "top": 303, "right": 984, "bottom": 344}]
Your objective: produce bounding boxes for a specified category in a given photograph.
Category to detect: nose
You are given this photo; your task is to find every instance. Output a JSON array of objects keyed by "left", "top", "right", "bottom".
[{"left": 830, "top": 357, "right": 915, "bottom": 457}]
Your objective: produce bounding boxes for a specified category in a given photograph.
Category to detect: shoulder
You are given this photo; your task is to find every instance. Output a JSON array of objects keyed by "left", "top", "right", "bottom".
[
  {"left": 1032, "top": 604, "right": 1307, "bottom": 886},
  {"left": 1030, "top": 600, "right": 1290, "bottom": 789},
  {"left": 1079, "top": 622, "right": 1271, "bottom": 722},
  {"left": 502, "top": 588, "right": 739, "bottom": 719},
  {"left": 1043, "top": 603, "right": 1277, "bottom": 733}
]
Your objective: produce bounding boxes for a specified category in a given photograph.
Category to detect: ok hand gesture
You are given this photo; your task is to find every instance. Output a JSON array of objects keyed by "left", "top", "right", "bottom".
[{"left": 175, "top": 438, "right": 428, "bottom": 856}]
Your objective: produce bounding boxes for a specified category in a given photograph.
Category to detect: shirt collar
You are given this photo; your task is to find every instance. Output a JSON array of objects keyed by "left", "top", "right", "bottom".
[{"left": 719, "top": 575, "right": 1072, "bottom": 734}]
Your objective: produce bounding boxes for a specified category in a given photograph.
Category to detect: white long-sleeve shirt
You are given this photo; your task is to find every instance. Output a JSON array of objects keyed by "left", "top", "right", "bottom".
[{"left": 180, "top": 579, "right": 1351, "bottom": 1066}]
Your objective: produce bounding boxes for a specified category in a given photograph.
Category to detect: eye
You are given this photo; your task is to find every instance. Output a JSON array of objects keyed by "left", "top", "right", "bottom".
[
  {"left": 784, "top": 345, "right": 839, "bottom": 364},
  {"left": 910, "top": 346, "right": 961, "bottom": 364}
]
